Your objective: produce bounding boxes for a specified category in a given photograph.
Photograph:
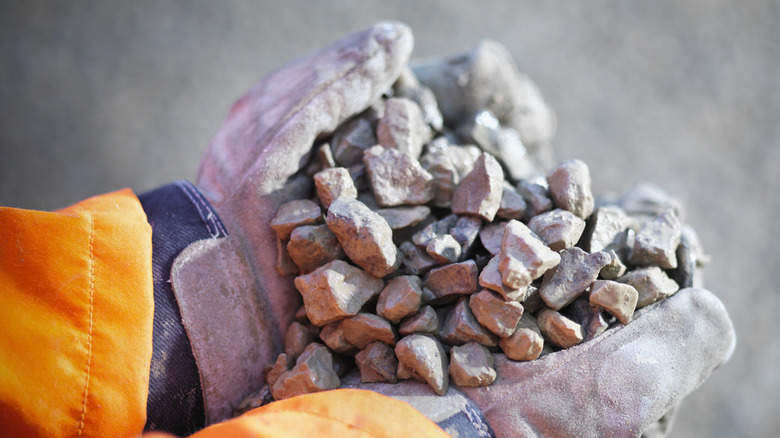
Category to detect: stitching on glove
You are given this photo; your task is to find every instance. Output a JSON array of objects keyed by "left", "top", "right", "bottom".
[
  {"left": 76, "top": 212, "right": 96, "bottom": 437},
  {"left": 175, "top": 180, "right": 228, "bottom": 238}
]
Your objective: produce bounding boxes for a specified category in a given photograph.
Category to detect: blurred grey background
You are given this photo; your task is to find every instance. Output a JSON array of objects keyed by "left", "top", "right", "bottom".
[{"left": 1, "top": 1, "right": 777, "bottom": 436}]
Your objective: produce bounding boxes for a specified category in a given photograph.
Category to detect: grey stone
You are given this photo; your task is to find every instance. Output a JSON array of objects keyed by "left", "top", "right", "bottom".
[
  {"left": 618, "top": 182, "right": 684, "bottom": 221},
  {"left": 478, "top": 256, "right": 528, "bottom": 301},
  {"left": 363, "top": 145, "right": 435, "bottom": 207},
  {"left": 449, "top": 342, "right": 496, "bottom": 387},
  {"left": 586, "top": 206, "right": 630, "bottom": 255},
  {"left": 539, "top": 248, "right": 611, "bottom": 310},
  {"left": 498, "top": 219, "right": 561, "bottom": 289},
  {"left": 600, "top": 249, "right": 628, "bottom": 280},
  {"left": 517, "top": 180, "right": 553, "bottom": 222},
  {"left": 376, "top": 275, "right": 423, "bottom": 323},
  {"left": 420, "top": 152, "right": 459, "bottom": 207},
  {"left": 479, "top": 221, "right": 508, "bottom": 256},
  {"left": 528, "top": 208, "right": 586, "bottom": 251},
  {"left": 469, "top": 289, "right": 525, "bottom": 338},
  {"left": 452, "top": 152, "right": 505, "bottom": 221},
  {"left": 341, "top": 313, "right": 397, "bottom": 349},
  {"left": 331, "top": 117, "right": 377, "bottom": 167},
  {"left": 618, "top": 266, "right": 680, "bottom": 308},
  {"left": 377, "top": 97, "right": 430, "bottom": 159},
  {"left": 348, "top": 163, "right": 370, "bottom": 192},
  {"left": 449, "top": 216, "right": 482, "bottom": 259},
  {"left": 326, "top": 198, "right": 401, "bottom": 278},
  {"left": 546, "top": 159, "right": 595, "bottom": 219},
  {"left": 318, "top": 321, "right": 357, "bottom": 355},
  {"left": 265, "top": 353, "right": 293, "bottom": 388},
  {"left": 314, "top": 167, "right": 358, "bottom": 209},
  {"left": 317, "top": 143, "right": 336, "bottom": 169},
  {"left": 392, "top": 67, "right": 444, "bottom": 132},
  {"left": 399, "top": 305, "right": 439, "bottom": 336},
  {"left": 412, "top": 214, "right": 458, "bottom": 247},
  {"left": 497, "top": 184, "right": 527, "bottom": 220},
  {"left": 441, "top": 298, "right": 499, "bottom": 347},
  {"left": 284, "top": 321, "right": 313, "bottom": 359},
  {"left": 424, "top": 260, "right": 479, "bottom": 302},
  {"left": 499, "top": 313, "right": 544, "bottom": 361},
  {"left": 399, "top": 240, "right": 439, "bottom": 275},
  {"left": 355, "top": 342, "right": 398, "bottom": 384},
  {"left": 669, "top": 241, "right": 696, "bottom": 289},
  {"left": 562, "top": 297, "right": 609, "bottom": 342},
  {"left": 287, "top": 224, "right": 345, "bottom": 274},
  {"left": 537, "top": 308, "right": 583, "bottom": 349},
  {"left": 276, "top": 236, "right": 299, "bottom": 276},
  {"left": 521, "top": 285, "right": 544, "bottom": 314},
  {"left": 426, "top": 234, "right": 462, "bottom": 264},
  {"left": 271, "top": 199, "right": 322, "bottom": 240},
  {"left": 590, "top": 280, "right": 639, "bottom": 325},
  {"left": 375, "top": 205, "right": 431, "bottom": 230},
  {"left": 629, "top": 209, "right": 682, "bottom": 270},
  {"left": 395, "top": 335, "right": 449, "bottom": 395},
  {"left": 294, "top": 259, "right": 384, "bottom": 326},
  {"left": 456, "top": 109, "right": 503, "bottom": 157},
  {"left": 271, "top": 343, "right": 340, "bottom": 400}
]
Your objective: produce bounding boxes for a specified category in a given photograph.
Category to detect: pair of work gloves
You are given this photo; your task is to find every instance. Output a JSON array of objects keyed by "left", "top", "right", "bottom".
[{"left": 171, "top": 21, "right": 735, "bottom": 437}]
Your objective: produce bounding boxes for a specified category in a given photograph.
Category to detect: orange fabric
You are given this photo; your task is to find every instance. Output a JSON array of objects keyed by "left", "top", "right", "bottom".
[
  {"left": 0, "top": 189, "right": 154, "bottom": 437},
  {"left": 187, "top": 389, "right": 449, "bottom": 438}
]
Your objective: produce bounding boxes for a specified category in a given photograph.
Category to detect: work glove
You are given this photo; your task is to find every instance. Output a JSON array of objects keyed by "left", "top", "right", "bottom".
[{"left": 170, "top": 21, "right": 736, "bottom": 437}]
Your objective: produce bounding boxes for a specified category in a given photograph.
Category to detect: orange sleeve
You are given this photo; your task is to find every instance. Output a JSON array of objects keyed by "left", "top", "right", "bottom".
[
  {"left": 187, "top": 389, "right": 450, "bottom": 438},
  {"left": 0, "top": 189, "right": 154, "bottom": 437}
]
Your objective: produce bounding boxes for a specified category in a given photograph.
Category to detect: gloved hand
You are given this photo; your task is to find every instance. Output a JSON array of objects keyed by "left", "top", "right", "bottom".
[{"left": 170, "top": 21, "right": 736, "bottom": 437}]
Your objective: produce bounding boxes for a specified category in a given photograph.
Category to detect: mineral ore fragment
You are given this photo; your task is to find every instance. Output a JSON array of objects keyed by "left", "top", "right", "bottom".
[
  {"left": 317, "top": 143, "right": 336, "bottom": 169},
  {"left": 341, "top": 313, "right": 397, "bottom": 349},
  {"left": 479, "top": 221, "right": 507, "bottom": 256},
  {"left": 399, "top": 305, "right": 439, "bottom": 336},
  {"left": 294, "top": 260, "right": 384, "bottom": 326},
  {"left": 449, "top": 216, "right": 482, "bottom": 258},
  {"left": 546, "top": 159, "right": 595, "bottom": 219},
  {"left": 271, "top": 199, "right": 322, "bottom": 240},
  {"left": 399, "top": 241, "right": 439, "bottom": 275},
  {"left": 469, "top": 289, "right": 524, "bottom": 338},
  {"left": 617, "top": 266, "right": 680, "bottom": 308},
  {"left": 318, "top": 321, "right": 357, "bottom": 354},
  {"left": 424, "top": 260, "right": 479, "bottom": 302},
  {"left": 478, "top": 256, "right": 528, "bottom": 301},
  {"left": 499, "top": 313, "right": 544, "bottom": 361},
  {"left": 421, "top": 153, "right": 459, "bottom": 207},
  {"left": 498, "top": 220, "right": 561, "bottom": 289},
  {"left": 271, "top": 343, "right": 339, "bottom": 400},
  {"left": 537, "top": 309, "right": 583, "bottom": 349},
  {"left": 395, "top": 335, "right": 449, "bottom": 395},
  {"left": 629, "top": 209, "right": 682, "bottom": 269},
  {"left": 284, "top": 321, "right": 313, "bottom": 359},
  {"left": 276, "top": 237, "right": 299, "bottom": 276},
  {"left": 618, "top": 182, "right": 684, "bottom": 220},
  {"left": 589, "top": 280, "right": 639, "bottom": 325},
  {"left": 392, "top": 67, "right": 444, "bottom": 131},
  {"left": 426, "top": 234, "right": 462, "bottom": 264},
  {"left": 363, "top": 145, "right": 435, "bottom": 207},
  {"left": 266, "top": 353, "right": 293, "bottom": 388},
  {"left": 539, "top": 248, "right": 610, "bottom": 310},
  {"left": 412, "top": 214, "right": 458, "bottom": 247},
  {"left": 521, "top": 285, "right": 544, "bottom": 314},
  {"left": 326, "top": 198, "right": 401, "bottom": 278},
  {"left": 331, "top": 117, "right": 376, "bottom": 167},
  {"left": 528, "top": 208, "right": 586, "bottom": 251},
  {"left": 449, "top": 342, "right": 496, "bottom": 387},
  {"left": 451, "top": 152, "right": 505, "bottom": 221},
  {"left": 600, "top": 249, "right": 627, "bottom": 279},
  {"left": 314, "top": 167, "right": 358, "bottom": 208},
  {"left": 376, "top": 206, "right": 431, "bottom": 229},
  {"left": 441, "top": 298, "right": 498, "bottom": 347},
  {"left": 562, "top": 297, "right": 609, "bottom": 342},
  {"left": 377, "top": 97, "right": 430, "bottom": 159},
  {"left": 497, "top": 185, "right": 527, "bottom": 220},
  {"left": 355, "top": 342, "right": 398, "bottom": 383},
  {"left": 517, "top": 180, "right": 553, "bottom": 222},
  {"left": 376, "top": 275, "right": 423, "bottom": 323},
  {"left": 586, "top": 206, "right": 630, "bottom": 254},
  {"left": 287, "top": 225, "right": 345, "bottom": 274}
]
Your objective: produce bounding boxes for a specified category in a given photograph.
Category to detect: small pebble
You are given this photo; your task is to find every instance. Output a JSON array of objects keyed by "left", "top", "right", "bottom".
[
  {"left": 546, "top": 159, "right": 595, "bottom": 219},
  {"left": 528, "top": 208, "right": 586, "bottom": 251},
  {"left": 499, "top": 313, "right": 544, "bottom": 361},
  {"left": 449, "top": 342, "right": 496, "bottom": 387},
  {"left": 364, "top": 145, "right": 435, "bottom": 207},
  {"left": 452, "top": 152, "right": 505, "bottom": 221},
  {"left": 537, "top": 308, "right": 583, "bottom": 349},
  {"left": 270, "top": 199, "right": 322, "bottom": 240},
  {"left": 355, "top": 342, "right": 398, "bottom": 384},
  {"left": 395, "top": 335, "right": 449, "bottom": 395}
]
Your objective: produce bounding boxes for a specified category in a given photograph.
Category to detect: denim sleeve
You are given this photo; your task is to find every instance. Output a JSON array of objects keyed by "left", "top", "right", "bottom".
[{"left": 138, "top": 180, "right": 227, "bottom": 436}]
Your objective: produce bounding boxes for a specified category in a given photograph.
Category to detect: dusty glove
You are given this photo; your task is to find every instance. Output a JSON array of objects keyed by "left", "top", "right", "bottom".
[{"left": 171, "top": 21, "right": 736, "bottom": 437}]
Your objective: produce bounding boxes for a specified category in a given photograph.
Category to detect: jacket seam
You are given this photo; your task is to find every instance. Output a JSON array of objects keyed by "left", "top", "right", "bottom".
[{"left": 76, "top": 212, "right": 96, "bottom": 437}]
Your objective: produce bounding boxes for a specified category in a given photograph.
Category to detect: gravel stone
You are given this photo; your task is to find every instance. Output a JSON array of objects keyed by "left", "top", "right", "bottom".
[
  {"left": 412, "top": 214, "right": 458, "bottom": 247},
  {"left": 618, "top": 182, "right": 684, "bottom": 220},
  {"left": 294, "top": 260, "right": 384, "bottom": 326},
  {"left": 449, "top": 342, "right": 496, "bottom": 387},
  {"left": 478, "top": 256, "right": 528, "bottom": 301},
  {"left": 537, "top": 308, "right": 583, "bottom": 349},
  {"left": 421, "top": 152, "right": 459, "bottom": 207},
  {"left": 348, "top": 163, "right": 370, "bottom": 192},
  {"left": 498, "top": 220, "right": 561, "bottom": 289},
  {"left": 589, "top": 280, "right": 639, "bottom": 325},
  {"left": 376, "top": 275, "right": 423, "bottom": 323},
  {"left": 399, "top": 240, "right": 439, "bottom": 275},
  {"left": 287, "top": 224, "right": 345, "bottom": 274},
  {"left": 521, "top": 285, "right": 544, "bottom": 313},
  {"left": 528, "top": 208, "right": 586, "bottom": 251},
  {"left": 377, "top": 97, "right": 430, "bottom": 159},
  {"left": 497, "top": 184, "right": 527, "bottom": 220},
  {"left": 363, "top": 145, "right": 435, "bottom": 207},
  {"left": 395, "top": 335, "right": 449, "bottom": 395},
  {"left": 271, "top": 343, "right": 339, "bottom": 400},
  {"left": 499, "top": 313, "right": 544, "bottom": 361},
  {"left": 629, "top": 209, "right": 682, "bottom": 269},
  {"left": 266, "top": 353, "right": 293, "bottom": 388},
  {"left": 600, "top": 249, "right": 627, "bottom": 279},
  {"left": 451, "top": 152, "right": 505, "bottom": 221},
  {"left": 617, "top": 266, "right": 680, "bottom": 308},
  {"left": 424, "top": 260, "right": 479, "bottom": 302},
  {"left": 271, "top": 199, "right": 322, "bottom": 240},
  {"left": 399, "top": 305, "right": 439, "bottom": 336},
  {"left": 539, "top": 248, "right": 611, "bottom": 310},
  {"left": 479, "top": 221, "right": 507, "bottom": 256},
  {"left": 355, "top": 342, "right": 398, "bottom": 384},
  {"left": 426, "top": 234, "right": 462, "bottom": 264},
  {"left": 562, "top": 297, "right": 609, "bottom": 342},
  {"left": 317, "top": 143, "right": 336, "bottom": 169},
  {"left": 331, "top": 117, "right": 377, "bottom": 167},
  {"left": 375, "top": 205, "right": 431, "bottom": 229},
  {"left": 284, "top": 321, "right": 313, "bottom": 360},
  {"left": 341, "top": 313, "right": 397, "bottom": 349},
  {"left": 392, "top": 67, "right": 444, "bottom": 131},
  {"left": 469, "top": 289, "right": 524, "bottom": 338},
  {"left": 326, "top": 198, "right": 401, "bottom": 278},
  {"left": 318, "top": 321, "right": 357, "bottom": 354},
  {"left": 546, "top": 159, "right": 595, "bottom": 219},
  {"left": 314, "top": 167, "right": 358, "bottom": 209},
  {"left": 441, "top": 298, "right": 498, "bottom": 347},
  {"left": 516, "top": 181, "right": 552, "bottom": 222},
  {"left": 276, "top": 236, "right": 299, "bottom": 276},
  {"left": 449, "top": 216, "right": 482, "bottom": 259},
  {"left": 586, "top": 206, "right": 630, "bottom": 255}
]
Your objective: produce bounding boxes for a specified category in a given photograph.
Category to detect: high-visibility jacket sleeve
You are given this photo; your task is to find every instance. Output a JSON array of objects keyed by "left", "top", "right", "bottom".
[{"left": 0, "top": 189, "right": 154, "bottom": 438}]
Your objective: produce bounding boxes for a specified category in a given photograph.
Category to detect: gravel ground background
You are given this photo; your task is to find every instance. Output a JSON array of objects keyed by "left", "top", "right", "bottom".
[{"left": 2, "top": 2, "right": 778, "bottom": 437}]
